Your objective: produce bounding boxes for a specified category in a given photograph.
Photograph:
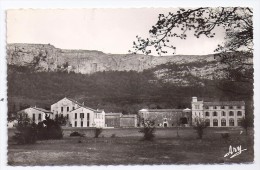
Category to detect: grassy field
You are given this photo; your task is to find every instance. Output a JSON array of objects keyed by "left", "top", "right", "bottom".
[{"left": 8, "top": 127, "right": 254, "bottom": 166}]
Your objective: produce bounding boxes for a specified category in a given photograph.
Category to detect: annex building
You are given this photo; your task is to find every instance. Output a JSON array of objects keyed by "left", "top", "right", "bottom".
[
  {"left": 138, "top": 108, "right": 192, "bottom": 127},
  {"left": 191, "top": 97, "right": 245, "bottom": 127}
]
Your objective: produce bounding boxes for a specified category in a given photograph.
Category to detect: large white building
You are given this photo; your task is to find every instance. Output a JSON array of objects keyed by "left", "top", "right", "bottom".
[
  {"left": 191, "top": 97, "right": 245, "bottom": 127},
  {"left": 51, "top": 97, "right": 105, "bottom": 128}
]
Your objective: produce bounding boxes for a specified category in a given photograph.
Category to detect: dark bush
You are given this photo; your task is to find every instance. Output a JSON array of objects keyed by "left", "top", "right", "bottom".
[
  {"left": 193, "top": 118, "right": 208, "bottom": 139},
  {"left": 13, "top": 115, "right": 37, "bottom": 144},
  {"left": 37, "top": 114, "right": 63, "bottom": 140},
  {"left": 94, "top": 128, "right": 103, "bottom": 138},
  {"left": 139, "top": 119, "right": 156, "bottom": 141},
  {"left": 70, "top": 131, "right": 84, "bottom": 137},
  {"left": 221, "top": 132, "right": 230, "bottom": 140}
]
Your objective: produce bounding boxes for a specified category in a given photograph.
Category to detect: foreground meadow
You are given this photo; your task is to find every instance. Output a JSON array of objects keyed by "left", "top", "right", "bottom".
[{"left": 8, "top": 127, "right": 254, "bottom": 165}]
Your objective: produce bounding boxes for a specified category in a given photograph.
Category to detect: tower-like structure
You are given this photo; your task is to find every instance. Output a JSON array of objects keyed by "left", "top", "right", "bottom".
[{"left": 191, "top": 97, "right": 204, "bottom": 124}]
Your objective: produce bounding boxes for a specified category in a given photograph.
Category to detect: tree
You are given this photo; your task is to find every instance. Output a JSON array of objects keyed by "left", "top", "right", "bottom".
[
  {"left": 193, "top": 118, "right": 208, "bottom": 139},
  {"left": 130, "top": 7, "right": 253, "bottom": 84},
  {"left": 139, "top": 118, "right": 156, "bottom": 141},
  {"left": 13, "top": 113, "right": 37, "bottom": 144},
  {"left": 240, "top": 116, "right": 250, "bottom": 135}
]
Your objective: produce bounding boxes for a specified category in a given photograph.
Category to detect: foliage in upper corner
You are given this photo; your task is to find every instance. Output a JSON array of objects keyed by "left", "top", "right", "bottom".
[{"left": 130, "top": 7, "right": 253, "bottom": 55}]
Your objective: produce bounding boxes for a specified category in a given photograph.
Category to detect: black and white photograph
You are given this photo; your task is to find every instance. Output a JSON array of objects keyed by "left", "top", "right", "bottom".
[{"left": 0, "top": 0, "right": 260, "bottom": 168}]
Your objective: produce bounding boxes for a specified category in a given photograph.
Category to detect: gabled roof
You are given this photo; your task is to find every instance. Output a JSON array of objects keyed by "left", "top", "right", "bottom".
[
  {"left": 33, "top": 107, "right": 53, "bottom": 114},
  {"left": 203, "top": 101, "right": 245, "bottom": 106},
  {"left": 66, "top": 97, "right": 84, "bottom": 106},
  {"left": 70, "top": 105, "right": 102, "bottom": 113},
  {"left": 18, "top": 107, "right": 53, "bottom": 114}
]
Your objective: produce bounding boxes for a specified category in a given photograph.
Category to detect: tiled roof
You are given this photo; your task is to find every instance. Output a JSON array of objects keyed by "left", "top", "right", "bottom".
[
  {"left": 105, "top": 113, "right": 122, "bottom": 116},
  {"left": 70, "top": 105, "right": 101, "bottom": 113},
  {"left": 33, "top": 107, "right": 53, "bottom": 114},
  {"left": 203, "top": 101, "right": 245, "bottom": 106},
  {"left": 121, "top": 114, "right": 137, "bottom": 118},
  {"left": 139, "top": 109, "right": 184, "bottom": 112},
  {"left": 66, "top": 97, "right": 84, "bottom": 106}
]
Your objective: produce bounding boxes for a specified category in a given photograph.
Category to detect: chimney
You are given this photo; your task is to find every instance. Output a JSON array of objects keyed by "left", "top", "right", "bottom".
[{"left": 192, "top": 97, "right": 197, "bottom": 102}]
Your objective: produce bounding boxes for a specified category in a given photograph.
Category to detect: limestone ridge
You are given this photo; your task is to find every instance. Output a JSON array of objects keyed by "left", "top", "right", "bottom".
[{"left": 7, "top": 43, "right": 217, "bottom": 74}]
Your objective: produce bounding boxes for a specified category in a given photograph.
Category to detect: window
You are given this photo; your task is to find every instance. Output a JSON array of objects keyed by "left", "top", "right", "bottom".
[
  {"left": 55, "top": 114, "right": 58, "bottom": 119},
  {"left": 214, "top": 106, "right": 217, "bottom": 109},
  {"left": 32, "top": 114, "right": 35, "bottom": 121},
  {"left": 75, "top": 113, "right": 77, "bottom": 119},
  {"left": 61, "top": 107, "right": 63, "bottom": 112},
  {"left": 87, "top": 113, "right": 90, "bottom": 127},
  {"left": 213, "top": 112, "right": 217, "bottom": 116},
  {"left": 221, "top": 119, "right": 226, "bottom": 126},
  {"left": 229, "top": 119, "right": 234, "bottom": 126},
  {"left": 67, "top": 114, "right": 69, "bottom": 119},
  {"left": 74, "top": 121, "right": 77, "bottom": 127},
  {"left": 61, "top": 114, "right": 63, "bottom": 118},
  {"left": 221, "top": 106, "right": 225, "bottom": 109},
  {"left": 229, "top": 106, "right": 233, "bottom": 109},
  {"left": 237, "top": 106, "right": 241, "bottom": 109},
  {"left": 73, "top": 107, "right": 75, "bottom": 110},
  {"left": 229, "top": 111, "right": 234, "bottom": 116},
  {"left": 237, "top": 111, "right": 242, "bottom": 116},
  {"left": 222, "top": 111, "right": 226, "bottom": 116},
  {"left": 237, "top": 119, "right": 242, "bottom": 126},
  {"left": 81, "top": 121, "right": 83, "bottom": 127},
  {"left": 67, "top": 107, "right": 69, "bottom": 112},
  {"left": 213, "top": 119, "right": 218, "bottom": 126},
  {"left": 80, "top": 113, "right": 84, "bottom": 119},
  {"left": 205, "top": 112, "right": 209, "bottom": 116},
  {"left": 205, "top": 106, "right": 209, "bottom": 109},
  {"left": 205, "top": 119, "right": 210, "bottom": 126},
  {"left": 38, "top": 114, "right": 42, "bottom": 121}
]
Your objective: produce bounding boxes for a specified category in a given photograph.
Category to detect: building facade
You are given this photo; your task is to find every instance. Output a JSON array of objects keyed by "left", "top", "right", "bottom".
[
  {"left": 50, "top": 97, "right": 82, "bottom": 118},
  {"left": 17, "top": 107, "right": 53, "bottom": 124},
  {"left": 120, "top": 114, "right": 137, "bottom": 127},
  {"left": 51, "top": 97, "right": 105, "bottom": 128},
  {"left": 191, "top": 97, "right": 245, "bottom": 127},
  {"left": 105, "top": 113, "right": 122, "bottom": 127},
  {"left": 138, "top": 108, "right": 192, "bottom": 127},
  {"left": 70, "top": 106, "right": 105, "bottom": 128}
]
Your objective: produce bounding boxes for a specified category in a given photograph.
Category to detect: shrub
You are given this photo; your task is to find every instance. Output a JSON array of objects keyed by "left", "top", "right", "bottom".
[
  {"left": 13, "top": 115, "right": 37, "bottom": 144},
  {"left": 94, "top": 128, "right": 103, "bottom": 138},
  {"left": 37, "top": 114, "right": 63, "bottom": 140},
  {"left": 70, "top": 131, "right": 84, "bottom": 137},
  {"left": 139, "top": 119, "right": 156, "bottom": 141},
  {"left": 193, "top": 118, "right": 208, "bottom": 139},
  {"left": 221, "top": 132, "right": 230, "bottom": 140}
]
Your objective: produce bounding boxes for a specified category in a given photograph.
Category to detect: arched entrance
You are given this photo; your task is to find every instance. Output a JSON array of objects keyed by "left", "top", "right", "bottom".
[{"left": 163, "top": 123, "right": 168, "bottom": 127}]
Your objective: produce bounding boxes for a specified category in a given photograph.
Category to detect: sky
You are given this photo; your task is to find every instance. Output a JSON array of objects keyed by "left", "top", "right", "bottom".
[{"left": 7, "top": 8, "right": 226, "bottom": 55}]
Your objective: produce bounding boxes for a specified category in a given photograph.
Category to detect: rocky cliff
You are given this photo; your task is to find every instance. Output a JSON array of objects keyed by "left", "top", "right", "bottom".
[{"left": 7, "top": 43, "right": 219, "bottom": 75}]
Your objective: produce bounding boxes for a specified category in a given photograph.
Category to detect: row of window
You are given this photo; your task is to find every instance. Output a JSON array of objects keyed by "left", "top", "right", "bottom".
[
  {"left": 205, "top": 118, "right": 241, "bottom": 126},
  {"left": 74, "top": 113, "right": 90, "bottom": 119},
  {"left": 205, "top": 111, "right": 242, "bottom": 117},
  {"left": 74, "top": 120, "right": 90, "bottom": 127},
  {"left": 60, "top": 106, "right": 75, "bottom": 112},
  {"left": 204, "top": 105, "right": 242, "bottom": 109},
  {"left": 32, "top": 113, "right": 42, "bottom": 121}
]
